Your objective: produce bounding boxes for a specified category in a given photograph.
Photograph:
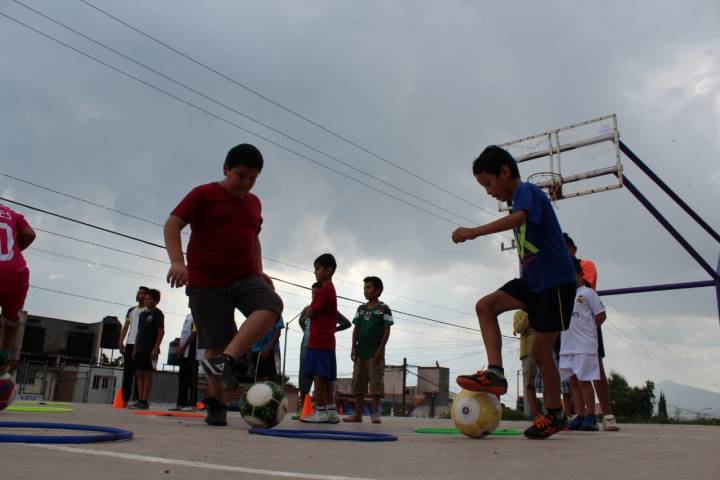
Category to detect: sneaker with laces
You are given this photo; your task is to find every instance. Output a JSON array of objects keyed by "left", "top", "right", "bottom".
[
  {"left": 0, "top": 373, "right": 16, "bottom": 412},
  {"left": 456, "top": 370, "right": 508, "bottom": 395},
  {"left": 300, "top": 408, "right": 329, "bottom": 423},
  {"left": 326, "top": 409, "right": 341, "bottom": 424},
  {"left": 581, "top": 415, "right": 599, "bottom": 431},
  {"left": 568, "top": 415, "right": 585, "bottom": 431},
  {"left": 203, "top": 397, "right": 228, "bottom": 426},
  {"left": 201, "top": 355, "right": 239, "bottom": 392},
  {"left": 370, "top": 414, "right": 382, "bottom": 424},
  {"left": 602, "top": 414, "right": 620, "bottom": 431},
  {"left": 524, "top": 413, "right": 568, "bottom": 439}
]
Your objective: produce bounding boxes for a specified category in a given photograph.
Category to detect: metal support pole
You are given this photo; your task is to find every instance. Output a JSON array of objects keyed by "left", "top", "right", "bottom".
[
  {"left": 716, "top": 256, "right": 720, "bottom": 327},
  {"left": 620, "top": 141, "right": 720, "bottom": 244},
  {"left": 622, "top": 174, "right": 719, "bottom": 281},
  {"left": 402, "top": 357, "right": 407, "bottom": 417},
  {"left": 597, "top": 280, "right": 715, "bottom": 296}
]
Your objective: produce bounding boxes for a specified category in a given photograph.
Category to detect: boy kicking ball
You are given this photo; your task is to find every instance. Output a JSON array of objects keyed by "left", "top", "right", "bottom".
[{"left": 452, "top": 146, "right": 576, "bottom": 439}]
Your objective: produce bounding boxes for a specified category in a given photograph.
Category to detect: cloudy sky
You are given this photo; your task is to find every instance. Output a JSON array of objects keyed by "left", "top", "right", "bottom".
[{"left": 2, "top": 0, "right": 719, "bottom": 402}]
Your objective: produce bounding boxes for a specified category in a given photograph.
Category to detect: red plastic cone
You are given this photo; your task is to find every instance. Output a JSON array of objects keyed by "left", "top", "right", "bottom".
[
  {"left": 300, "top": 394, "right": 313, "bottom": 418},
  {"left": 112, "top": 388, "right": 125, "bottom": 409}
]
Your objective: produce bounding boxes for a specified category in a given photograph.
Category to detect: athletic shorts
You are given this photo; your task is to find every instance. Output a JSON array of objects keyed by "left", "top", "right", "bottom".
[
  {"left": 351, "top": 357, "right": 385, "bottom": 395},
  {"left": 251, "top": 351, "right": 279, "bottom": 381},
  {"left": 0, "top": 268, "right": 29, "bottom": 323},
  {"left": 500, "top": 278, "right": 576, "bottom": 333},
  {"left": 534, "top": 355, "right": 571, "bottom": 395},
  {"left": 304, "top": 348, "right": 336, "bottom": 381},
  {"left": 559, "top": 353, "right": 600, "bottom": 382},
  {"left": 521, "top": 355, "right": 538, "bottom": 389},
  {"left": 134, "top": 352, "right": 155, "bottom": 371},
  {"left": 187, "top": 274, "right": 283, "bottom": 350}
]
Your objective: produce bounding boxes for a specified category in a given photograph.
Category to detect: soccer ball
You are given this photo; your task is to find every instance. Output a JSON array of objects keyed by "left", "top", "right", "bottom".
[
  {"left": 451, "top": 389, "right": 501, "bottom": 438},
  {"left": 0, "top": 373, "right": 16, "bottom": 411},
  {"left": 239, "top": 381, "right": 288, "bottom": 428}
]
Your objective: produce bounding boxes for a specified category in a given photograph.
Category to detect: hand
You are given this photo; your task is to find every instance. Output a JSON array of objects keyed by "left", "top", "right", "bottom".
[
  {"left": 261, "top": 273, "right": 274, "bottom": 289},
  {"left": 452, "top": 227, "right": 478, "bottom": 244},
  {"left": 373, "top": 350, "right": 385, "bottom": 363},
  {"left": 261, "top": 348, "right": 272, "bottom": 359},
  {"left": 119, "top": 343, "right": 126, "bottom": 354},
  {"left": 351, "top": 347, "right": 357, "bottom": 362},
  {"left": 166, "top": 261, "right": 189, "bottom": 288},
  {"left": 151, "top": 347, "right": 160, "bottom": 360}
]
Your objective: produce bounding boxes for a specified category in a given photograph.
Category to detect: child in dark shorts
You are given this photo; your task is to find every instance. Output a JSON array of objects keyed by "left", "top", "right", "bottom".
[
  {"left": 164, "top": 144, "right": 284, "bottom": 426},
  {"left": 131, "top": 289, "right": 164, "bottom": 410},
  {"left": 451, "top": 145, "right": 576, "bottom": 439}
]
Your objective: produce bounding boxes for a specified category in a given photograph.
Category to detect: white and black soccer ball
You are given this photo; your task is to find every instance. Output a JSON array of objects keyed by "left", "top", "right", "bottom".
[{"left": 239, "top": 381, "right": 288, "bottom": 428}]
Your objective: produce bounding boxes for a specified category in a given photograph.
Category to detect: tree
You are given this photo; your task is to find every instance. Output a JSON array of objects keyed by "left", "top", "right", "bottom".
[
  {"left": 657, "top": 391, "right": 669, "bottom": 422},
  {"left": 100, "top": 353, "right": 122, "bottom": 368},
  {"left": 608, "top": 371, "right": 655, "bottom": 420}
]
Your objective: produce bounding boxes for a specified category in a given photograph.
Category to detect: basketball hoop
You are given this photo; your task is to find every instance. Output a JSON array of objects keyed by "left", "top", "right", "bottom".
[{"left": 527, "top": 172, "right": 563, "bottom": 202}]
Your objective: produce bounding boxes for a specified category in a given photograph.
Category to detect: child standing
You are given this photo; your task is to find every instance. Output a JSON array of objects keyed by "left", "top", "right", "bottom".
[
  {"left": 560, "top": 258, "right": 606, "bottom": 431},
  {"left": 343, "top": 276, "right": 393, "bottom": 424},
  {"left": 164, "top": 144, "right": 284, "bottom": 426},
  {"left": 452, "top": 145, "right": 576, "bottom": 439},
  {"left": 249, "top": 315, "right": 284, "bottom": 382},
  {"left": 301, "top": 254, "right": 339, "bottom": 424},
  {"left": 0, "top": 203, "right": 36, "bottom": 409},
  {"left": 513, "top": 310, "right": 539, "bottom": 419},
  {"left": 131, "top": 289, "right": 164, "bottom": 410}
]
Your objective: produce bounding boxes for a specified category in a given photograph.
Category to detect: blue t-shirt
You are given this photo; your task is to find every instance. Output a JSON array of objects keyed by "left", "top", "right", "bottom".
[
  {"left": 251, "top": 316, "right": 285, "bottom": 352},
  {"left": 511, "top": 182, "right": 575, "bottom": 292}
]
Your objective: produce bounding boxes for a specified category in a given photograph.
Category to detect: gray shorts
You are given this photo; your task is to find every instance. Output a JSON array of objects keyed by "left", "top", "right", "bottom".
[{"left": 187, "top": 274, "right": 283, "bottom": 350}]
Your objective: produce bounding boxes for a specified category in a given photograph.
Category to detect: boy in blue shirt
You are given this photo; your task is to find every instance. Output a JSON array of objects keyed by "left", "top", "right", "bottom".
[
  {"left": 452, "top": 145, "right": 576, "bottom": 439},
  {"left": 248, "top": 316, "right": 284, "bottom": 381}
]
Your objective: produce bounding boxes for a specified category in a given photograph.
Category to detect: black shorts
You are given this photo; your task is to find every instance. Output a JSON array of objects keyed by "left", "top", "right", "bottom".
[
  {"left": 134, "top": 352, "right": 154, "bottom": 371},
  {"left": 187, "top": 274, "right": 284, "bottom": 350},
  {"left": 251, "top": 351, "right": 279, "bottom": 381},
  {"left": 500, "top": 278, "right": 576, "bottom": 333}
]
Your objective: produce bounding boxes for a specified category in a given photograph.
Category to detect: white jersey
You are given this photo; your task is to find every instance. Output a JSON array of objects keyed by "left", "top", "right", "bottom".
[
  {"left": 179, "top": 313, "right": 205, "bottom": 360},
  {"left": 560, "top": 285, "right": 605, "bottom": 355},
  {"left": 125, "top": 306, "right": 144, "bottom": 345}
]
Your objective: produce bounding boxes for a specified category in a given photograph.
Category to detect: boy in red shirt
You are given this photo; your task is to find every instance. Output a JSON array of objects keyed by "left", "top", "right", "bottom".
[
  {"left": 300, "top": 253, "right": 339, "bottom": 423},
  {"left": 164, "top": 144, "right": 284, "bottom": 426},
  {"left": 0, "top": 203, "right": 36, "bottom": 410}
]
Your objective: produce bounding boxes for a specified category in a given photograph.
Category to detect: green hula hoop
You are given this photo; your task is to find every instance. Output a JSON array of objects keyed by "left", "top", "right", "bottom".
[
  {"left": 414, "top": 427, "right": 521, "bottom": 436},
  {"left": 5, "top": 406, "right": 74, "bottom": 413}
]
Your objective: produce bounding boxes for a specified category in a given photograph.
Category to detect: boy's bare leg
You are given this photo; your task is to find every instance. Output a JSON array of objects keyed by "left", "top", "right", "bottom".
[
  {"left": 578, "top": 380, "right": 596, "bottom": 417},
  {"left": 145, "top": 371, "right": 153, "bottom": 403},
  {"left": 354, "top": 395, "right": 364, "bottom": 417},
  {"left": 569, "top": 375, "right": 584, "bottom": 416},
  {"left": 372, "top": 395, "right": 381, "bottom": 415},
  {"left": 0, "top": 318, "right": 19, "bottom": 352},
  {"left": 205, "top": 348, "right": 226, "bottom": 403},
  {"left": 527, "top": 385, "right": 540, "bottom": 418},
  {"left": 562, "top": 393, "right": 573, "bottom": 417},
  {"left": 475, "top": 291, "right": 525, "bottom": 366},
  {"left": 593, "top": 360, "right": 612, "bottom": 415},
  {"left": 532, "top": 331, "right": 562, "bottom": 411},
  {"left": 223, "top": 310, "right": 277, "bottom": 359}
]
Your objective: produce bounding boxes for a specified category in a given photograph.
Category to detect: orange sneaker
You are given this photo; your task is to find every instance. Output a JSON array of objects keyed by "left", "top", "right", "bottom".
[
  {"left": 456, "top": 370, "right": 508, "bottom": 395},
  {"left": 523, "top": 413, "right": 568, "bottom": 439}
]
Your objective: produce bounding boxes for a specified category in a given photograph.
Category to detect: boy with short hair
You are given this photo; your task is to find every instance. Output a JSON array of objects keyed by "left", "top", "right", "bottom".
[
  {"left": 297, "top": 282, "right": 351, "bottom": 412},
  {"left": 164, "top": 143, "right": 284, "bottom": 426},
  {"left": 301, "top": 253, "right": 339, "bottom": 423},
  {"left": 0, "top": 203, "right": 36, "bottom": 410},
  {"left": 131, "top": 289, "right": 164, "bottom": 410},
  {"left": 452, "top": 145, "right": 576, "bottom": 439},
  {"left": 119, "top": 286, "right": 148, "bottom": 405},
  {"left": 343, "top": 276, "right": 393, "bottom": 424},
  {"left": 560, "top": 258, "right": 606, "bottom": 431},
  {"left": 249, "top": 315, "right": 284, "bottom": 382}
]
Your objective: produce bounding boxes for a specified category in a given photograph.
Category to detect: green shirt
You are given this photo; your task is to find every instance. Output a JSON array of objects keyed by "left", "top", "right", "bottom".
[{"left": 353, "top": 302, "right": 393, "bottom": 359}]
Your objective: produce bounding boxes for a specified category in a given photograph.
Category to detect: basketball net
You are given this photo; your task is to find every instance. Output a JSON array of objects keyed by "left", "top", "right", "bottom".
[{"left": 527, "top": 172, "right": 563, "bottom": 205}]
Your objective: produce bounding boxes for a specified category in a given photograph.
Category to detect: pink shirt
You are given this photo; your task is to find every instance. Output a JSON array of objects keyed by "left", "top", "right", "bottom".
[{"left": 0, "top": 204, "right": 30, "bottom": 275}]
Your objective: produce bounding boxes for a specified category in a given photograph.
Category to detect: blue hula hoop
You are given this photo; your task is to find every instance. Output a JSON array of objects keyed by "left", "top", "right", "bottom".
[
  {"left": 249, "top": 428, "right": 397, "bottom": 442},
  {"left": 0, "top": 422, "right": 133, "bottom": 443}
]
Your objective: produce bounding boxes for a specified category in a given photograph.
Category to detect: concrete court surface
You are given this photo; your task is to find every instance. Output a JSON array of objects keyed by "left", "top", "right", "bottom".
[{"left": 1, "top": 403, "right": 718, "bottom": 480}]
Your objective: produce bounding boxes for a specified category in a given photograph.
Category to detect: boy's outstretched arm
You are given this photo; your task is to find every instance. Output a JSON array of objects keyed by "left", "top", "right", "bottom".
[
  {"left": 164, "top": 215, "right": 188, "bottom": 288},
  {"left": 452, "top": 210, "right": 527, "bottom": 243}
]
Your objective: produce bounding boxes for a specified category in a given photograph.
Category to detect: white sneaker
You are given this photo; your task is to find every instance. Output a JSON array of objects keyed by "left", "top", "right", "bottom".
[
  {"left": 300, "top": 409, "right": 329, "bottom": 423},
  {"left": 326, "top": 410, "right": 341, "bottom": 424},
  {"left": 602, "top": 414, "right": 620, "bottom": 431}
]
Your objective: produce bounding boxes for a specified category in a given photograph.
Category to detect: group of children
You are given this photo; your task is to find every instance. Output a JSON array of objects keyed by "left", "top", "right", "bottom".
[{"left": 0, "top": 141, "right": 614, "bottom": 439}]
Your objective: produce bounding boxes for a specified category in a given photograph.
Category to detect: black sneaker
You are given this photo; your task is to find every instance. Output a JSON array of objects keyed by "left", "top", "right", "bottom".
[
  {"left": 203, "top": 397, "right": 227, "bottom": 426},
  {"left": 524, "top": 413, "right": 568, "bottom": 439},
  {"left": 201, "top": 355, "right": 239, "bottom": 392}
]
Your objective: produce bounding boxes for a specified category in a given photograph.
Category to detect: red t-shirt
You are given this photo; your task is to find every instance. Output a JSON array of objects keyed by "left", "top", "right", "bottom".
[
  {"left": 308, "top": 281, "right": 337, "bottom": 350},
  {"left": 171, "top": 183, "right": 262, "bottom": 288},
  {"left": 0, "top": 204, "right": 30, "bottom": 275}
]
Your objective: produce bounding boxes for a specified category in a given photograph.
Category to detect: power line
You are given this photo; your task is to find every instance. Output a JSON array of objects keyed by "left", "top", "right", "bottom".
[
  {"left": 4, "top": 196, "right": 504, "bottom": 337},
  {"left": 79, "top": 0, "right": 499, "bottom": 217},
  {"left": 3, "top": 172, "right": 476, "bottom": 317},
  {"left": 9, "top": 0, "right": 483, "bottom": 228},
  {"left": 0, "top": 10, "right": 467, "bottom": 228}
]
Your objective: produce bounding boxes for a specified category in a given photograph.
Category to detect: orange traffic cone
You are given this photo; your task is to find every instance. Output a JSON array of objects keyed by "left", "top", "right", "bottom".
[
  {"left": 112, "top": 388, "right": 125, "bottom": 409},
  {"left": 300, "top": 394, "right": 313, "bottom": 418}
]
